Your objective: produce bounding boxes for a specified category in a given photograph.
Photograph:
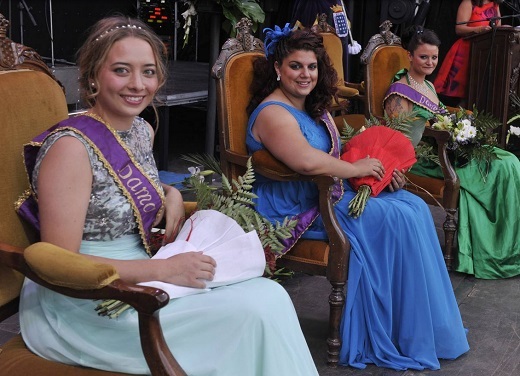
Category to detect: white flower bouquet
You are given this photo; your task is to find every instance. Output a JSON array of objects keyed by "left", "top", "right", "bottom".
[{"left": 430, "top": 106, "right": 501, "bottom": 176}]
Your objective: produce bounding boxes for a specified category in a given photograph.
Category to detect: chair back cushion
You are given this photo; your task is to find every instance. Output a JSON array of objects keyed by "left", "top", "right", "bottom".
[
  {"left": 215, "top": 50, "right": 263, "bottom": 180},
  {"left": 0, "top": 69, "right": 68, "bottom": 307},
  {"left": 365, "top": 44, "right": 409, "bottom": 117},
  {"left": 321, "top": 32, "right": 344, "bottom": 83}
]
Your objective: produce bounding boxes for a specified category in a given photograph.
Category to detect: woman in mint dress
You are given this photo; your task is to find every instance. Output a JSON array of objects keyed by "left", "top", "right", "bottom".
[
  {"left": 385, "top": 26, "right": 520, "bottom": 279},
  {"left": 18, "top": 16, "right": 319, "bottom": 376},
  {"left": 246, "top": 24, "right": 469, "bottom": 371}
]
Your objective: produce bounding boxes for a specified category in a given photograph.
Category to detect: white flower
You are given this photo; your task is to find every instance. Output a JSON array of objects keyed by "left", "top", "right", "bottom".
[
  {"left": 509, "top": 125, "right": 520, "bottom": 137},
  {"left": 188, "top": 166, "right": 204, "bottom": 182},
  {"left": 181, "top": 2, "right": 197, "bottom": 46},
  {"left": 188, "top": 166, "right": 201, "bottom": 175},
  {"left": 432, "top": 115, "right": 452, "bottom": 130},
  {"left": 181, "top": 3, "right": 197, "bottom": 20},
  {"left": 459, "top": 119, "right": 472, "bottom": 128},
  {"left": 454, "top": 122, "right": 477, "bottom": 143}
]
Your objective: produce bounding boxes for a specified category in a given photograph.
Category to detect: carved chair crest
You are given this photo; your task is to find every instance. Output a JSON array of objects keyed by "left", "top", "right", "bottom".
[
  {"left": 360, "top": 20, "right": 402, "bottom": 65},
  {"left": 0, "top": 13, "right": 62, "bottom": 87},
  {"left": 310, "top": 13, "right": 336, "bottom": 34},
  {"left": 211, "top": 17, "right": 264, "bottom": 79}
]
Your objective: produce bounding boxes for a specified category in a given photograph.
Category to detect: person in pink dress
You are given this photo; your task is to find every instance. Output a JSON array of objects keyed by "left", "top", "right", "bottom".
[{"left": 433, "top": 0, "right": 502, "bottom": 105}]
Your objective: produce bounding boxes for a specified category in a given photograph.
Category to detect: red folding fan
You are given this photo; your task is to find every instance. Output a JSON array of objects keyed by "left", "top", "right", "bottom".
[{"left": 340, "top": 126, "right": 417, "bottom": 217}]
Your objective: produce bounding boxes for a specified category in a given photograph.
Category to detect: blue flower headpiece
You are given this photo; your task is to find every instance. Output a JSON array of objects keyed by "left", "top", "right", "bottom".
[{"left": 263, "top": 23, "right": 293, "bottom": 58}]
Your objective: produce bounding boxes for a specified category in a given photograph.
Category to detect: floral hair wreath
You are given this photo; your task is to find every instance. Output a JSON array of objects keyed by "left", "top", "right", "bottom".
[{"left": 263, "top": 23, "right": 294, "bottom": 58}]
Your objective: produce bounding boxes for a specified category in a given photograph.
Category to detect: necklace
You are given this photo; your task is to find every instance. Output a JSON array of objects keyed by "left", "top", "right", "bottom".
[{"left": 407, "top": 73, "right": 430, "bottom": 95}]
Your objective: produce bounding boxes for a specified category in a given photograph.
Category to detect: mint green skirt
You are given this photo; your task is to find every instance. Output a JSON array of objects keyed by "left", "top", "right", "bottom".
[
  {"left": 20, "top": 235, "right": 318, "bottom": 375},
  {"left": 411, "top": 147, "right": 520, "bottom": 279}
]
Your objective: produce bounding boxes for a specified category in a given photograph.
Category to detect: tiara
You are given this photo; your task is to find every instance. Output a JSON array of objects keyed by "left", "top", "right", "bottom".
[
  {"left": 95, "top": 24, "right": 143, "bottom": 41},
  {"left": 263, "top": 23, "right": 293, "bottom": 57}
]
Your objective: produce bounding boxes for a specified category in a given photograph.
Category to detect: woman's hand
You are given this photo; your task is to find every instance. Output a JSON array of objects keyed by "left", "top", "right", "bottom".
[
  {"left": 387, "top": 168, "right": 407, "bottom": 192},
  {"left": 475, "top": 25, "right": 491, "bottom": 34},
  {"left": 158, "top": 185, "right": 185, "bottom": 245},
  {"left": 163, "top": 251, "right": 217, "bottom": 288},
  {"left": 352, "top": 156, "right": 385, "bottom": 180}
]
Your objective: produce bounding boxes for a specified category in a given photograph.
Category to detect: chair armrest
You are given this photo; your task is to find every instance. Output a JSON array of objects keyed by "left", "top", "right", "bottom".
[
  {"left": 251, "top": 150, "right": 349, "bottom": 283},
  {"left": 344, "top": 80, "right": 365, "bottom": 95},
  {"left": 422, "top": 127, "right": 460, "bottom": 208},
  {"left": 0, "top": 241, "right": 187, "bottom": 376},
  {"left": 313, "top": 175, "right": 349, "bottom": 283},
  {"left": 251, "top": 150, "right": 304, "bottom": 180},
  {"left": 336, "top": 84, "right": 359, "bottom": 99}
]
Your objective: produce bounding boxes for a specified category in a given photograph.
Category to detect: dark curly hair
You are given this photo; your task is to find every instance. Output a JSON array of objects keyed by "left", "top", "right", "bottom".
[{"left": 247, "top": 28, "right": 338, "bottom": 119}]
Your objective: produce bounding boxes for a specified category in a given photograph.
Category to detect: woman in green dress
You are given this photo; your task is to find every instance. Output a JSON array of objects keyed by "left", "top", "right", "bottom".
[{"left": 384, "top": 26, "right": 520, "bottom": 279}]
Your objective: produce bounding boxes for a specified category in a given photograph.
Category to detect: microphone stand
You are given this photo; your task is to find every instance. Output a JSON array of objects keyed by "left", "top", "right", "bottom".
[
  {"left": 455, "top": 14, "right": 520, "bottom": 26},
  {"left": 18, "top": 0, "right": 37, "bottom": 45},
  {"left": 49, "top": 0, "right": 54, "bottom": 67}
]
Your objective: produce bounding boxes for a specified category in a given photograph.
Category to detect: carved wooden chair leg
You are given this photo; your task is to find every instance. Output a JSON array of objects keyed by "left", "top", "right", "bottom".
[
  {"left": 327, "top": 282, "right": 346, "bottom": 366},
  {"left": 443, "top": 209, "right": 458, "bottom": 271}
]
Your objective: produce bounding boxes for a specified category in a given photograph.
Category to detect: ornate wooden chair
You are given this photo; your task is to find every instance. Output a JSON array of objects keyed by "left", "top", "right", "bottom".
[
  {"left": 0, "top": 12, "right": 186, "bottom": 376},
  {"left": 308, "top": 14, "right": 364, "bottom": 120},
  {"left": 358, "top": 21, "right": 460, "bottom": 269},
  {"left": 212, "top": 18, "right": 350, "bottom": 366}
]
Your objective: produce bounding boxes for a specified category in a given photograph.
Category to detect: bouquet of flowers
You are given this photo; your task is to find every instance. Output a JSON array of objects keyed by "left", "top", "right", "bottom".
[{"left": 430, "top": 106, "right": 501, "bottom": 174}]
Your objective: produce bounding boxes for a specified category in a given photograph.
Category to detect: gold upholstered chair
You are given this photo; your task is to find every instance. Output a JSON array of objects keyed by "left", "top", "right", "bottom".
[
  {"left": 357, "top": 22, "right": 460, "bottom": 269},
  {"left": 212, "top": 18, "right": 350, "bottom": 367},
  {"left": 307, "top": 14, "right": 363, "bottom": 119},
  {"left": 0, "top": 13, "right": 186, "bottom": 376}
]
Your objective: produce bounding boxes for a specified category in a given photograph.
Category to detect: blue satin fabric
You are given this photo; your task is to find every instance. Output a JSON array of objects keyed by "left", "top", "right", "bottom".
[{"left": 247, "top": 101, "right": 469, "bottom": 370}]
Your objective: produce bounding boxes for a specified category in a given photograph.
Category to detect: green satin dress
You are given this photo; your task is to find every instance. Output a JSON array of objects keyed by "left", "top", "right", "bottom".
[{"left": 387, "top": 70, "right": 520, "bottom": 279}]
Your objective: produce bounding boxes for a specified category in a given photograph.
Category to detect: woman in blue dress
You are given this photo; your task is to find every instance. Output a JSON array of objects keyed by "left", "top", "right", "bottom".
[
  {"left": 246, "top": 24, "right": 470, "bottom": 371},
  {"left": 18, "top": 16, "right": 319, "bottom": 376}
]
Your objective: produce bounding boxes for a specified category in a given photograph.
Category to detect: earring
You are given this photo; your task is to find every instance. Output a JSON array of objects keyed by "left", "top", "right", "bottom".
[
  {"left": 276, "top": 74, "right": 281, "bottom": 82},
  {"left": 90, "top": 82, "right": 96, "bottom": 88}
]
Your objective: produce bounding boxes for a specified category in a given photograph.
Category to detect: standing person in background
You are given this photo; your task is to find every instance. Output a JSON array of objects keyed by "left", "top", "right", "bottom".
[
  {"left": 433, "top": 0, "right": 503, "bottom": 106},
  {"left": 17, "top": 15, "right": 319, "bottom": 376}
]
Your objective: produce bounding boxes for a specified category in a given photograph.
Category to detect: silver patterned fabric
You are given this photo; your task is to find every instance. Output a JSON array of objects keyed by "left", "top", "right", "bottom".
[{"left": 32, "top": 116, "right": 162, "bottom": 241}]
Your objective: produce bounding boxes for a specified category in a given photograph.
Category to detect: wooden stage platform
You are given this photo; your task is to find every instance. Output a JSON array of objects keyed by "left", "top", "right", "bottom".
[{"left": 154, "top": 60, "right": 210, "bottom": 170}]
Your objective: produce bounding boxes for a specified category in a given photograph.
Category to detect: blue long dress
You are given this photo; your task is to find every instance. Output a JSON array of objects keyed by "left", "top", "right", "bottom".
[{"left": 247, "top": 101, "right": 470, "bottom": 371}]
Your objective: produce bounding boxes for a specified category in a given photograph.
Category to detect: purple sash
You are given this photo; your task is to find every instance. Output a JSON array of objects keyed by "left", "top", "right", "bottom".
[
  {"left": 16, "top": 114, "right": 164, "bottom": 256},
  {"left": 279, "top": 111, "right": 344, "bottom": 254},
  {"left": 384, "top": 82, "right": 443, "bottom": 114}
]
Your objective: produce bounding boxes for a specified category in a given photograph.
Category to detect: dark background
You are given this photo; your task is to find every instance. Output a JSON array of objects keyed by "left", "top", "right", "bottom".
[
  {"left": 2, "top": 0, "right": 519, "bottom": 158},
  {"left": 1, "top": 0, "right": 518, "bottom": 81}
]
